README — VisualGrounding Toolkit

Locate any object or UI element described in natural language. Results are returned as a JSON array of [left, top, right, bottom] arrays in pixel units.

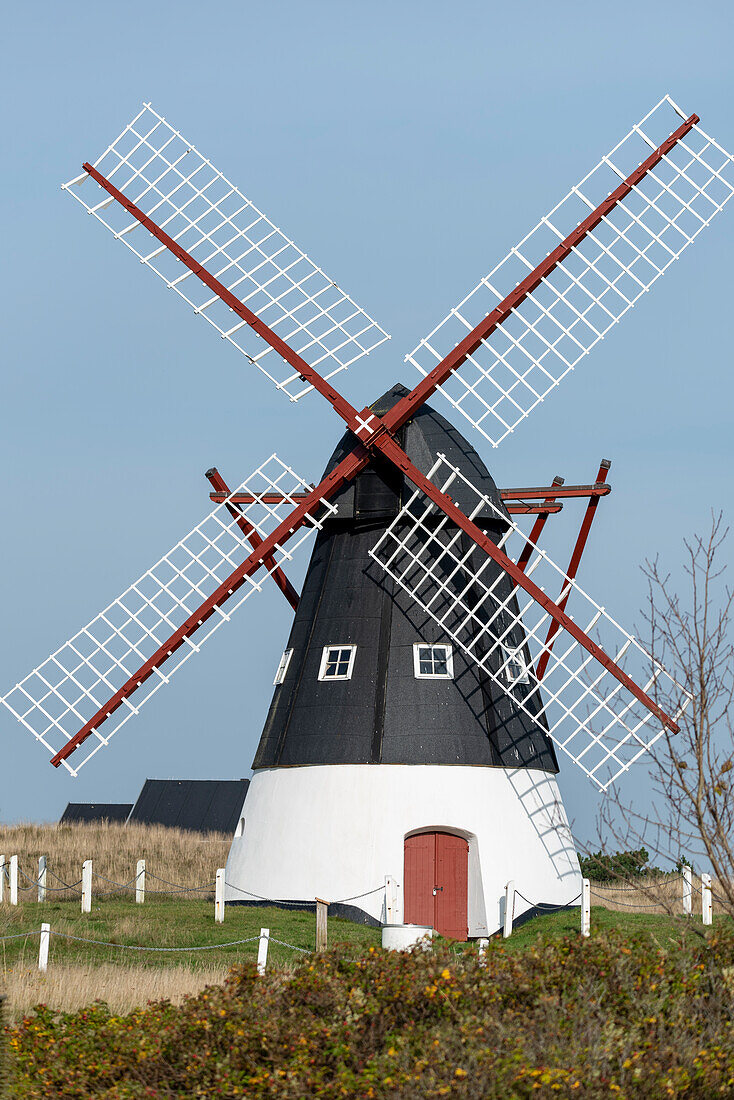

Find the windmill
[[3, 96, 733, 938]]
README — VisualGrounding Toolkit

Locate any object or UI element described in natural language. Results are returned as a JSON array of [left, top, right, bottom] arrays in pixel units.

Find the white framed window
[[273, 648, 293, 685], [498, 644, 530, 685], [413, 643, 454, 679], [318, 644, 357, 681]]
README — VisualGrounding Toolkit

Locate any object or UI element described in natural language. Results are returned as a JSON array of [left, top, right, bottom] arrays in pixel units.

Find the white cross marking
[[355, 413, 377, 438]]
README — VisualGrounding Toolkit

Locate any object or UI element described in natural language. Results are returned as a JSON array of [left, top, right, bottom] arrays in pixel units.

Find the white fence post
[[215, 868, 225, 923], [38, 856, 47, 904], [477, 937, 489, 965], [503, 880, 515, 939], [0, 855, 5, 903], [9, 856, 18, 906], [81, 860, 92, 914], [136, 859, 146, 905], [38, 923, 50, 972], [682, 865, 692, 916], [581, 878, 591, 937], [701, 873, 713, 926], [384, 875, 397, 924], [257, 927, 270, 975]]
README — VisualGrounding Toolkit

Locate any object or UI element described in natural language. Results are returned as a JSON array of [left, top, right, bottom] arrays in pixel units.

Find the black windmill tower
[[254, 383, 557, 776]]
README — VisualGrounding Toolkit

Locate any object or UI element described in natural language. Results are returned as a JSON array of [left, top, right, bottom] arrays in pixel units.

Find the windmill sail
[[406, 95, 734, 446], [369, 454, 690, 791], [63, 104, 389, 401], [1, 456, 335, 775]]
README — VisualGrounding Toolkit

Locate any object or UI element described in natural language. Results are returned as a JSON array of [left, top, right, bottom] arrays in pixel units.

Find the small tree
[[595, 514, 733, 918]]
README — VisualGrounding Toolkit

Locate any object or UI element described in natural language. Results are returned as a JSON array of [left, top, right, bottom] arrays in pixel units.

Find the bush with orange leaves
[[6, 926, 734, 1098]]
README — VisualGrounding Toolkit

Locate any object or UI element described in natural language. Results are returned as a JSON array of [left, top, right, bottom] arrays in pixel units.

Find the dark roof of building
[[128, 779, 249, 834], [60, 803, 133, 824]]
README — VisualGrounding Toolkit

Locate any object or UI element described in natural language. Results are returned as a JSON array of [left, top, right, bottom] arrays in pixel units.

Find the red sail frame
[[204, 467, 300, 612]]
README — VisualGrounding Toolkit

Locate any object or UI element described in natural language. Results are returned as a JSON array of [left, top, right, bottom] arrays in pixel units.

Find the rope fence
[[50, 932, 261, 953], [0, 855, 389, 963], [514, 890, 582, 910], [2, 854, 727, 958], [0, 855, 221, 905], [224, 882, 313, 908], [0, 925, 312, 974], [587, 874, 686, 892], [501, 868, 727, 940], [224, 880, 385, 908], [589, 891, 664, 909]]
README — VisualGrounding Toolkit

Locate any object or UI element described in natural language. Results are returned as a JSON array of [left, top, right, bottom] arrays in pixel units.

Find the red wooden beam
[[536, 460, 612, 681], [506, 502, 563, 516], [50, 442, 374, 767], [82, 162, 365, 435], [373, 435, 677, 733], [209, 483, 609, 506], [205, 468, 300, 612], [500, 484, 611, 501], [378, 113, 700, 438], [516, 476, 565, 573]]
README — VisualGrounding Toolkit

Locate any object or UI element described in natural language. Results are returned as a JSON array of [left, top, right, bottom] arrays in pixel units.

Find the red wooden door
[[404, 832, 468, 940], [403, 832, 434, 926]]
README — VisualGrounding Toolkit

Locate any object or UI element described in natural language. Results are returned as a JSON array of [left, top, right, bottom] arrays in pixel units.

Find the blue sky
[[2, 0, 732, 850]]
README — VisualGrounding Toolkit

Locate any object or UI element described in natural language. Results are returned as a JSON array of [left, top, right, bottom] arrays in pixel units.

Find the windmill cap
[[321, 382, 509, 525]]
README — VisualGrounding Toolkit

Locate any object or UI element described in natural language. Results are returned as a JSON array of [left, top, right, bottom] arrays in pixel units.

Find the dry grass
[[0, 821, 230, 900], [589, 874, 690, 915], [4, 961, 229, 1020]]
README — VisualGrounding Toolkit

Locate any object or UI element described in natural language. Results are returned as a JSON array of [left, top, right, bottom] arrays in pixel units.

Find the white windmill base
[[225, 765, 581, 936]]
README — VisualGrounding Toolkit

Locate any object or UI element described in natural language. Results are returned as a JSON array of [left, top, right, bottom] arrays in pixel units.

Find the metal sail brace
[[369, 455, 690, 792]]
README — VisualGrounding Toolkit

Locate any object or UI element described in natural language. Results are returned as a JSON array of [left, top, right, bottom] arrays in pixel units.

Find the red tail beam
[[373, 435, 678, 734], [50, 443, 373, 768], [204, 468, 300, 612], [500, 484, 611, 501], [379, 113, 699, 437], [506, 502, 563, 516], [516, 476, 565, 573], [536, 459, 612, 681], [210, 482, 609, 506]]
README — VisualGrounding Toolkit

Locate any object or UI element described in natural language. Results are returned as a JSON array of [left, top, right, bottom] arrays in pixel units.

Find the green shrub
[[579, 846, 661, 882], [7, 927, 734, 1098]]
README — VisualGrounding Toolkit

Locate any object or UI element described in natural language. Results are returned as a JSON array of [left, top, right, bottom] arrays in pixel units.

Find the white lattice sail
[[1, 456, 335, 775], [62, 104, 389, 401], [407, 95, 734, 446], [369, 455, 689, 791]]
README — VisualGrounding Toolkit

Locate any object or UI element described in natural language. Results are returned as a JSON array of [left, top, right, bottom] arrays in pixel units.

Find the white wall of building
[[226, 764, 581, 936]]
